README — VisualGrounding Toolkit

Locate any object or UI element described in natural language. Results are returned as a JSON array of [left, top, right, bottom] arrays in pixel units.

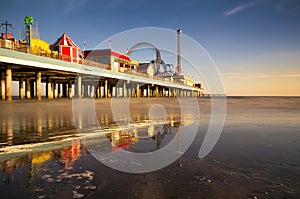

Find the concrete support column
[[105, 79, 108, 98], [148, 85, 151, 98], [5, 66, 12, 101], [108, 85, 112, 98], [162, 87, 165, 98], [156, 86, 159, 98], [58, 83, 61, 98], [137, 83, 140, 98], [30, 80, 35, 99], [19, 78, 24, 99], [99, 82, 103, 98], [90, 84, 93, 98], [68, 80, 72, 99], [123, 81, 127, 98], [35, 71, 42, 100], [84, 83, 89, 98], [46, 77, 53, 99], [116, 85, 119, 98], [128, 87, 132, 98], [63, 83, 67, 98], [77, 75, 81, 99], [96, 84, 100, 98], [53, 81, 57, 99], [25, 79, 31, 99], [1, 72, 6, 100]]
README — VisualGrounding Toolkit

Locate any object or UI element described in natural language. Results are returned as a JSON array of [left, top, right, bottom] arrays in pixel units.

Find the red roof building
[[82, 49, 133, 72], [50, 33, 80, 63]]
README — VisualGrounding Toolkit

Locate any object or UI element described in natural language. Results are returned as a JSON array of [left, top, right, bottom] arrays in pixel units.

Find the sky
[[1, 0, 300, 96]]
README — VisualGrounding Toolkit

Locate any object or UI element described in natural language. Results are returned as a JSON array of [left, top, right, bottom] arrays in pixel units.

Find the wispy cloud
[[222, 72, 300, 79], [224, 1, 260, 16], [279, 73, 300, 78]]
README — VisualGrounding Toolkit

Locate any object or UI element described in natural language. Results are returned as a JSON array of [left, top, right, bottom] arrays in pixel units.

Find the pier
[[0, 43, 203, 101]]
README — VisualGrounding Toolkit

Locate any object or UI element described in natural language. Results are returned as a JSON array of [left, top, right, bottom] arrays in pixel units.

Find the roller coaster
[[126, 42, 177, 77]]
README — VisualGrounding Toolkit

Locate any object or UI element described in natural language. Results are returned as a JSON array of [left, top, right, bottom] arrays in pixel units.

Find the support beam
[[5, 66, 12, 101], [35, 71, 42, 100]]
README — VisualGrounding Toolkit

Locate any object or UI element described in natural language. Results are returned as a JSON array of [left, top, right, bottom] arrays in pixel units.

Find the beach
[[0, 97, 299, 198]]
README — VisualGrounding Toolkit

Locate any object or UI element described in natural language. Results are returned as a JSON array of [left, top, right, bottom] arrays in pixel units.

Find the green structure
[[24, 16, 33, 46]]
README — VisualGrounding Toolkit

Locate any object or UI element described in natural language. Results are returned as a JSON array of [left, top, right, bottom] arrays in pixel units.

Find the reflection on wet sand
[[0, 112, 75, 147], [0, 108, 194, 198]]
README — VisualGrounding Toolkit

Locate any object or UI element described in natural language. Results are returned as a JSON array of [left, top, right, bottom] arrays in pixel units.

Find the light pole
[[0, 21, 14, 39]]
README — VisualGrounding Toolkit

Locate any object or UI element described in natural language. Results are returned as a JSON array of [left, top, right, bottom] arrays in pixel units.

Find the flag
[[108, 39, 112, 49]]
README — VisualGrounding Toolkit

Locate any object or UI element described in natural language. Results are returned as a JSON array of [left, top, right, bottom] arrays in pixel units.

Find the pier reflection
[[0, 112, 75, 147], [0, 109, 195, 196]]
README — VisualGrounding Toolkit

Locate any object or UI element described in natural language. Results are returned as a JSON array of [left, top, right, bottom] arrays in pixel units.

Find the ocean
[[0, 97, 299, 198]]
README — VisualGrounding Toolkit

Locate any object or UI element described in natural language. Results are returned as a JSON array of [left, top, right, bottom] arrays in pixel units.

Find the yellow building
[[172, 75, 194, 86], [31, 38, 51, 55]]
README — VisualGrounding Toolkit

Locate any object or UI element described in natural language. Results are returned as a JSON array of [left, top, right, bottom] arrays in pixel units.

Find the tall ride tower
[[176, 29, 182, 74]]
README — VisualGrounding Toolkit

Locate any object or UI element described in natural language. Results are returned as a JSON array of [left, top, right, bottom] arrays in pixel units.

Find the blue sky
[[1, 0, 300, 95]]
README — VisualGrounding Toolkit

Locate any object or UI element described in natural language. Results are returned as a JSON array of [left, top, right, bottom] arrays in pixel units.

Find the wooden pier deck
[[0, 47, 204, 100]]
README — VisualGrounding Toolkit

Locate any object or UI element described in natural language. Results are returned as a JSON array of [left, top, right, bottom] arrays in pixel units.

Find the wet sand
[[0, 97, 299, 198]]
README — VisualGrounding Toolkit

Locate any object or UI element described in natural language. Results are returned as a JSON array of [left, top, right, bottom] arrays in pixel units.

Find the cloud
[[224, 1, 260, 16], [222, 72, 300, 79], [279, 73, 300, 78], [222, 73, 274, 79]]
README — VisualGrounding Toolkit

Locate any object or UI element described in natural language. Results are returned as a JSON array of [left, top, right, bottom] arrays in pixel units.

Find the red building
[[50, 33, 80, 63], [83, 49, 137, 72]]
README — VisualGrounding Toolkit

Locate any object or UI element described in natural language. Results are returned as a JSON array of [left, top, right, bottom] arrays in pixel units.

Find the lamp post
[[0, 21, 14, 39]]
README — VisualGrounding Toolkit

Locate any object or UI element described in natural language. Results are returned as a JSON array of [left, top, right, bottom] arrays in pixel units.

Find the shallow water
[[0, 97, 299, 198]]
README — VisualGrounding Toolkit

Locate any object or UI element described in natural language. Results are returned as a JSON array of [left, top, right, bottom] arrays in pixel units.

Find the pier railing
[[0, 39, 110, 70]]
